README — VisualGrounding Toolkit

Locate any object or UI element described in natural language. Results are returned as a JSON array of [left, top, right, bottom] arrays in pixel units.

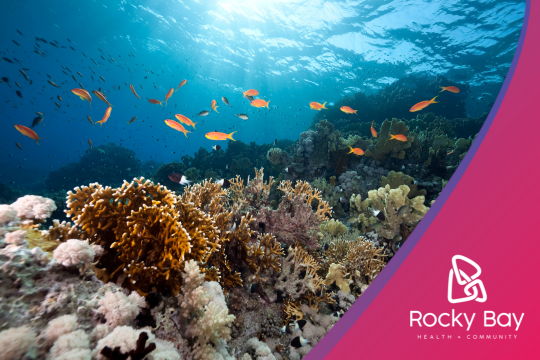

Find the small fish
[[249, 283, 257, 293], [281, 324, 292, 335], [14, 81, 22, 88], [57, 95, 63, 101], [16, 90, 22, 98], [72, 75, 77, 82], [31, 116, 44, 128], [88, 139, 93, 150], [397, 205, 409, 216], [92, 90, 113, 107], [168, 173, 191, 185], [410, 96, 439, 112], [16, 143, 22, 150], [371, 222, 383, 230], [389, 134, 407, 142], [340, 106, 358, 115], [19, 70, 29, 80], [210, 100, 219, 113], [197, 110, 209, 116], [347, 146, 364, 156], [175, 114, 197, 129], [205, 131, 236, 141], [309, 101, 327, 110], [293, 320, 307, 331], [243, 89, 259, 97], [165, 88, 174, 106], [447, 149, 454, 155], [148, 99, 163, 105], [393, 234, 402, 242], [440, 86, 460, 93], [176, 79, 187, 90], [2, 57, 14, 64], [1, 77, 8, 82], [48, 80, 60, 88], [347, 217, 358, 224], [97, 106, 112, 127], [15, 125, 42, 144], [226, 165, 229, 170], [87, 115, 94, 126], [371, 120, 377, 138], [291, 336, 310, 348], [284, 167, 288, 172], [127, 116, 137, 124], [235, 113, 248, 120], [251, 99, 270, 109], [12, 40, 21, 47], [165, 119, 190, 138], [154, 85, 158, 90], [55, 102, 61, 108], [77, 72, 83, 77], [221, 96, 230, 106], [71, 88, 92, 109], [213, 145, 221, 151], [16, 29, 23, 36], [245, 95, 255, 102], [36, 112, 43, 116], [216, 179, 231, 188], [129, 84, 141, 99]]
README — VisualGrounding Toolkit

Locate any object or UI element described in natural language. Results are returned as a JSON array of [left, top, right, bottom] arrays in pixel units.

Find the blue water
[[0, 0, 525, 190]]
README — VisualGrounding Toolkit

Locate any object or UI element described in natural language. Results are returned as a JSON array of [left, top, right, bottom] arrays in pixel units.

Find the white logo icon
[[447, 255, 487, 304]]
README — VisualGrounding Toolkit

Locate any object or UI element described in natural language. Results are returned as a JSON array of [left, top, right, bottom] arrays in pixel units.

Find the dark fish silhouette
[[16, 30, 23, 36], [16, 90, 22, 98], [12, 40, 21, 47], [2, 57, 14, 63], [31, 116, 44, 128]]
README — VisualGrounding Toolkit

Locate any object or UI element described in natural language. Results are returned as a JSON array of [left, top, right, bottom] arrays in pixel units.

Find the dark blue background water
[[0, 0, 525, 191]]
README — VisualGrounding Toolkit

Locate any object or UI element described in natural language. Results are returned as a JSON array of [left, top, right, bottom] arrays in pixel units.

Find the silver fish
[[235, 114, 248, 120], [197, 110, 209, 116], [221, 96, 230, 106]]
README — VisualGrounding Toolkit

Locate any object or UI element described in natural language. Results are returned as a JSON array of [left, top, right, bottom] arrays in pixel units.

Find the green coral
[[185, 167, 201, 182], [319, 219, 347, 238]]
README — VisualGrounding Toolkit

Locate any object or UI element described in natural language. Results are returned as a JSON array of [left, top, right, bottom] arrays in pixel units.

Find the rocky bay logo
[[447, 255, 487, 304], [411, 254, 524, 339]]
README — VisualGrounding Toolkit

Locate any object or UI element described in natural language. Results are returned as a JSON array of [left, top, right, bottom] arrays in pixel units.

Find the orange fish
[[347, 146, 364, 156], [440, 86, 460, 93], [447, 149, 454, 155], [176, 80, 187, 91], [390, 134, 407, 142], [205, 131, 236, 141], [129, 84, 141, 99], [148, 99, 163, 105], [71, 88, 92, 109], [340, 106, 357, 115], [165, 88, 174, 106], [371, 120, 377, 138], [15, 125, 42, 144], [251, 99, 270, 109], [175, 114, 197, 129], [243, 89, 259, 97], [92, 90, 113, 107], [165, 119, 190, 138], [97, 106, 112, 127], [310, 102, 327, 110], [410, 96, 439, 112], [211, 100, 219, 113]]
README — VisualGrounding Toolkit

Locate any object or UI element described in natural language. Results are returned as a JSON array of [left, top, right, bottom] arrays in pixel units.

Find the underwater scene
[[0, 0, 525, 359]]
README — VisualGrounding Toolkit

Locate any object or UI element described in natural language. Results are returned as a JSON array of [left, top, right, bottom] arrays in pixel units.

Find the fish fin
[[228, 131, 237, 141], [354, 110, 358, 115], [440, 87, 446, 92], [36, 137, 42, 145], [184, 130, 190, 138], [389, 134, 395, 140], [322, 102, 327, 109], [431, 95, 439, 103], [192, 122, 197, 129], [266, 100, 270, 109], [347, 146, 353, 154]]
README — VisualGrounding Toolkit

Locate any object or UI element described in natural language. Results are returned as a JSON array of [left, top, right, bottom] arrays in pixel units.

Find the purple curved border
[[306, 1, 531, 358]]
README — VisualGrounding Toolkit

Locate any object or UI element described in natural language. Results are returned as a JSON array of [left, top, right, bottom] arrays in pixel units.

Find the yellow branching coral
[[42, 219, 82, 242], [319, 219, 347, 238], [283, 298, 304, 321], [65, 178, 232, 296], [278, 180, 332, 221], [345, 237, 386, 285], [245, 233, 283, 275]]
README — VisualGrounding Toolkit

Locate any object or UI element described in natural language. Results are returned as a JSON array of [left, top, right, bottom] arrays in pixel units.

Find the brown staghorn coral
[[64, 178, 231, 296], [345, 237, 386, 286]]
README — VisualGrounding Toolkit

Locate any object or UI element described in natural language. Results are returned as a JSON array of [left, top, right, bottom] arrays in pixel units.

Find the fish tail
[[354, 110, 358, 115], [440, 87, 446, 92], [228, 131, 237, 141], [266, 100, 270, 109], [192, 122, 197, 129], [431, 95, 439, 103], [389, 134, 395, 140], [183, 130, 190, 138], [36, 137, 42, 145], [322, 102, 327, 109], [347, 146, 353, 154]]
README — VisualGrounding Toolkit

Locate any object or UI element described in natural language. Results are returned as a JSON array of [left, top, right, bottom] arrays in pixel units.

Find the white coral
[[92, 326, 154, 360], [4, 229, 27, 245], [49, 330, 90, 359], [245, 338, 276, 360], [0, 325, 36, 360], [43, 314, 78, 344], [97, 291, 141, 327], [0, 204, 19, 226], [11, 195, 57, 220], [53, 239, 95, 267]]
